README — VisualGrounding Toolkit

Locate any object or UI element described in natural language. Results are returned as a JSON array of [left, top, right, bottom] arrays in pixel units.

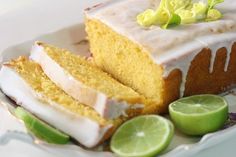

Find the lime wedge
[[15, 107, 70, 144], [110, 115, 174, 157], [169, 94, 228, 136]]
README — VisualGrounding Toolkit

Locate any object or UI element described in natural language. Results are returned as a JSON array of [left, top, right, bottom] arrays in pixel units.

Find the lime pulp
[[111, 115, 174, 157]]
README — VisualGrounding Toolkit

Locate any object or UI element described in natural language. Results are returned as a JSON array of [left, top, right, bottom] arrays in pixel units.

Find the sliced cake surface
[[85, 0, 236, 112], [30, 42, 145, 119], [0, 57, 122, 147]]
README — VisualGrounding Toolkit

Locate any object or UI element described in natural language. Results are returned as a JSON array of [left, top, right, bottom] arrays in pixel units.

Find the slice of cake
[[30, 42, 145, 119], [0, 57, 122, 148], [85, 0, 236, 113]]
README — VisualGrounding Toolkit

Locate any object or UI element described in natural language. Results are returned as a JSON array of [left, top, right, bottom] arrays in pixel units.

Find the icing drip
[[209, 49, 217, 73], [208, 40, 234, 73], [196, 38, 234, 74], [224, 42, 234, 72], [161, 41, 203, 97], [162, 33, 236, 97]]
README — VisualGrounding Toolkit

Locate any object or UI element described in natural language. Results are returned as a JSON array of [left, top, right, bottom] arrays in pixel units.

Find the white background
[[0, 0, 236, 156]]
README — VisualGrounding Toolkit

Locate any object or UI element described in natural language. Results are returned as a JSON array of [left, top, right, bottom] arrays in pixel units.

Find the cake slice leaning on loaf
[[30, 42, 145, 119], [0, 57, 122, 148]]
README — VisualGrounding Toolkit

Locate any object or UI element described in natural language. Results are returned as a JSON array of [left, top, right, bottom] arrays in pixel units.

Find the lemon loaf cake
[[85, 0, 236, 113], [30, 42, 144, 119], [0, 57, 122, 147]]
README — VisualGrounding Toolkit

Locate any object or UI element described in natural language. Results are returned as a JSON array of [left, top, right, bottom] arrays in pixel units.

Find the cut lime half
[[169, 94, 228, 136], [15, 107, 70, 144], [111, 115, 174, 157]]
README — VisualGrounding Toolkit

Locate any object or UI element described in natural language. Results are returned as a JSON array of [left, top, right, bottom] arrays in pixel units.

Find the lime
[[110, 115, 174, 157], [169, 94, 228, 136], [15, 107, 70, 144]]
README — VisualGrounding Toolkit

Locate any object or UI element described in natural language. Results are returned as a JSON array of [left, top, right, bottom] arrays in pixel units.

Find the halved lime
[[169, 94, 228, 136], [15, 107, 70, 144], [110, 115, 174, 157]]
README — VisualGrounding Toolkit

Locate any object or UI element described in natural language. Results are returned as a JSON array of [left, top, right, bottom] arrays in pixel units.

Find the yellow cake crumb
[[86, 19, 164, 113]]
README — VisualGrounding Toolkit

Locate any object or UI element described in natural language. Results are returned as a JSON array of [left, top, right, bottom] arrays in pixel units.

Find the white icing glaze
[[86, 0, 236, 97], [224, 47, 232, 72], [30, 42, 142, 119], [209, 49, 217, 73], [0, 66, 112, 148]]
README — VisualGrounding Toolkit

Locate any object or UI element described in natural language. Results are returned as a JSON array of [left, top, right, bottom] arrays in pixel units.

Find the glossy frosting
[[86, 0, 236, 96]]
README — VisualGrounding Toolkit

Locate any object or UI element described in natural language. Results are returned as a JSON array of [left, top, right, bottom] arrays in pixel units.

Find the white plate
[[1, 23, 236, 157]]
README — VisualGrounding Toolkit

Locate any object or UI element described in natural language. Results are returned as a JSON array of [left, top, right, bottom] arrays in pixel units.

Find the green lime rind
[[111, 115, 174, 157], [169, 94, 228, 136], [15, 107, 70, 144]]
